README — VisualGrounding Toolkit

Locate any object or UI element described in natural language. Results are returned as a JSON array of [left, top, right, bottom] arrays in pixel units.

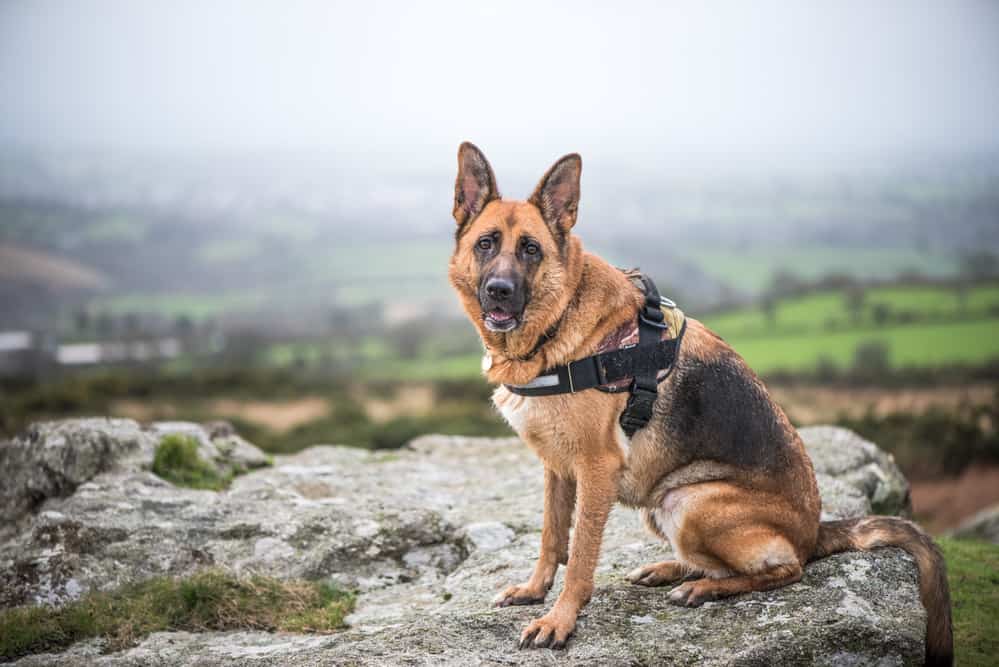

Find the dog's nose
[[485, 277, 515, 301]]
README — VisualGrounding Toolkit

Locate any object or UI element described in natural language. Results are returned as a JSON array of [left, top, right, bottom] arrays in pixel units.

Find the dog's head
[[448, 142, 583, 346]]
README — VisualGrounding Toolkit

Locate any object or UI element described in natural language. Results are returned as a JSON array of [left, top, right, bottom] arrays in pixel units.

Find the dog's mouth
[[483, 308, 520, 332]]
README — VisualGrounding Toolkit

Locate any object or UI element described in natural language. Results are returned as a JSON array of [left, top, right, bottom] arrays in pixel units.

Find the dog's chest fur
[[492, 384, 635, 487]]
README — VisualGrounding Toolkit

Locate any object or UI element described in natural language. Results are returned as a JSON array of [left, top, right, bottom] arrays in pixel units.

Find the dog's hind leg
[[667, 548, 803, 607], [639, 482, 810, 607]]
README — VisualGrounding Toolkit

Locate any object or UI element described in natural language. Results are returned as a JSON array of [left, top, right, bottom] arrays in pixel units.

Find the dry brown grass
[[771, 383, 996, 424]]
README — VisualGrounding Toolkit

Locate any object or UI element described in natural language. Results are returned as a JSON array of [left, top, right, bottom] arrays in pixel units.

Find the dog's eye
[[477, 237, 493, 251], [524, 242, 540, 256]]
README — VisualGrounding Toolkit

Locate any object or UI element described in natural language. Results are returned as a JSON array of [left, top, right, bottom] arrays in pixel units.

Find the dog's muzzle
[[479, 275, 525, 332]]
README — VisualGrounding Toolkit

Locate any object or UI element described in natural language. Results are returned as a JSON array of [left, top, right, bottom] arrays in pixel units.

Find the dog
[[447, 142, 952, 665]]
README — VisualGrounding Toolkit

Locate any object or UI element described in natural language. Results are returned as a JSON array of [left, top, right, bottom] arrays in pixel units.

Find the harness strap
[[503, 330, 684, 398], [620, 275, 669, 436], [504, 274, 685, 437]]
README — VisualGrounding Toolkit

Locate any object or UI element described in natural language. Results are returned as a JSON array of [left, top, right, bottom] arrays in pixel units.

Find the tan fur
[[449, 143, 951, 662]]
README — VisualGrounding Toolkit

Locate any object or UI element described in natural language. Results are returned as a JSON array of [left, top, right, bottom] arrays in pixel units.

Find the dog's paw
[[518, 610, 576, 650], [493, 583, 548, 608], [667, 579, 718, 607]]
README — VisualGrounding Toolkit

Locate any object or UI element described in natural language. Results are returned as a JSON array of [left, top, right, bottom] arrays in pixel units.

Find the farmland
[[700, 283, 999, 375]]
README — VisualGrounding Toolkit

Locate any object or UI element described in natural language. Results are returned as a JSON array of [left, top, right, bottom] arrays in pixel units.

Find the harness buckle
[[620, 380, 658, 435]]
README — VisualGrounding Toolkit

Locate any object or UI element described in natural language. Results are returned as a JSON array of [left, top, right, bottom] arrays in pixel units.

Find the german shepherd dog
[[448, 142, 953, 664]]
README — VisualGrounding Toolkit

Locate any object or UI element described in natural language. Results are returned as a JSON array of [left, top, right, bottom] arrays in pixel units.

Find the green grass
[[360, 353, 484, 382], [82, 215, 148, 244], [699, 283, 999, 374], [195, 238, 261, 264], [720, 318, 999, 374], [0, 570, 355, 661], [702, 284, 999, 339], [92, 290, 267, 320], [152, 434, 231, 490], [937, 538, 999, 667], [683, 244, 960, 294]]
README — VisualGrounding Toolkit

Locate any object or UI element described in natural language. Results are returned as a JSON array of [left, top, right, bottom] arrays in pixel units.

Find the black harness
[[504, 274, 685, 436]]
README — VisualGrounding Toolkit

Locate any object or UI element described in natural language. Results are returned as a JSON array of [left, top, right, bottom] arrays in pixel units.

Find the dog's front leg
[[519, 455, 619, 650], [494, 467, 575, 607]]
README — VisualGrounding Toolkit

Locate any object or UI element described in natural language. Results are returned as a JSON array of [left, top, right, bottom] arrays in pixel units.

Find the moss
[[0, 570, 355, 661], [938, 537, 999, 667], [152, 434, 230, 490]]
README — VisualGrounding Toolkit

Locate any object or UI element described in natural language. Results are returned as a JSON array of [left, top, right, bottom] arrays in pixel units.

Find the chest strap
[[504, 274, 685, 436]]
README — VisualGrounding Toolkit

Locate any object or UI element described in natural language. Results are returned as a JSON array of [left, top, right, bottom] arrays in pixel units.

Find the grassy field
[[718, 319, 999, 375], [93, 290, 269, 320], [703, 284, 999, 335], [683, 244, 961, 294], [700, 283, 999, 374]]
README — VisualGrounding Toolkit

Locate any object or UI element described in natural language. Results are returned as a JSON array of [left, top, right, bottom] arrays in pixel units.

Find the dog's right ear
[[453, 142, 499, 229]]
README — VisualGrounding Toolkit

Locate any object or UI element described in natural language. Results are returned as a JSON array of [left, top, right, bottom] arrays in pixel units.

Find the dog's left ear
[[529, 153, 582, 235]]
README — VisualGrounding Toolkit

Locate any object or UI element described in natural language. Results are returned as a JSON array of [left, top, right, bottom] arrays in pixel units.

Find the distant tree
[[760, 294, 777, 329], [852, 340, 891, 378], [73, 309, 91, 335], [768, 269, 804, 299], [389, 324, 425, 360], [955, 284, 969, 317], [319, 348, 342, 375], [871, 303, 892, 327], [174, 314, 194, 338], [960, 250, 999, 282], [844, 286, 866, 325], [123, 312, 141, 336], [815, 272, 855, 291], [898, 268, 929, 284], [96, 312, 114, 338], [222, 332, 266, 364], [814, 356, 839, 383]]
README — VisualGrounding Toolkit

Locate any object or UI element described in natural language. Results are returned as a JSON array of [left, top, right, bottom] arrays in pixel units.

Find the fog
[[2, 0, 998, 176]]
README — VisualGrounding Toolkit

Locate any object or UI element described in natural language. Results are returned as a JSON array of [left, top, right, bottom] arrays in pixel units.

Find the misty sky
[[2, 1, 998, 172]]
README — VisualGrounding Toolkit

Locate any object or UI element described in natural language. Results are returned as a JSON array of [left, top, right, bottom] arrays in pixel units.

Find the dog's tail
[[811, 516, 953, 666]]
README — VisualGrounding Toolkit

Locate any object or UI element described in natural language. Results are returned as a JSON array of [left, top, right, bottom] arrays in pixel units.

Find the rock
[[2, 421, 929, 665], [0, 419, 155, 527], [462, 521, 515, 552], [0, 419, 270, 536], [950, 502, 999, 544], [800, 425, 912, 517]]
